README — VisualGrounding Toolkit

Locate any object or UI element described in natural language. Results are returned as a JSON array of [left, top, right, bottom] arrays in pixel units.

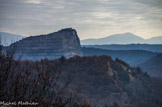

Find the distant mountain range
[[81, 32, 162, 45], [1, 32, 162, 46], [0, 32, 25, 46], [83, 44, 162, 52], [82, 47, 157, 66], [139, 53, 162, 78]]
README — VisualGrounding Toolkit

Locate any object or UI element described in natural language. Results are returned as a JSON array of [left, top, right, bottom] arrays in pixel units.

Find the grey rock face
[[8, 28, 82, 60]]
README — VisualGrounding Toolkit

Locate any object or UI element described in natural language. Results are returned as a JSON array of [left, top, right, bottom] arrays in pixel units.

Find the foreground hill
[[139, 53, 162, 78], [82, 47, 157, 66], [0, 32, 25, 46], [1, 53, 162, 107], [81, 33, 162, 45], [83, 44, 162, 52], [7, 28, 82, 60]]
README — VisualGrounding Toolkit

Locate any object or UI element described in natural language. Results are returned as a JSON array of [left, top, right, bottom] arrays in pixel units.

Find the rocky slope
[[7, 28, 82, 60], [59, 56, 161, 107]]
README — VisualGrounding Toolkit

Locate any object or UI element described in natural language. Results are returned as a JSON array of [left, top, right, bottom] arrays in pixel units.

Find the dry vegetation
[[0, 45, 162, 107]]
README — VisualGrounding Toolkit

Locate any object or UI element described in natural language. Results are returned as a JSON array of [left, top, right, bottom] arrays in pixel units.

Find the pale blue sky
[[0, 0, 162, 40]]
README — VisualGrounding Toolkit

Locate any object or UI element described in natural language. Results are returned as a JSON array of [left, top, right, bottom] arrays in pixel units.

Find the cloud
[[0, 0, 162, 39], [25, 0, 41, 4]]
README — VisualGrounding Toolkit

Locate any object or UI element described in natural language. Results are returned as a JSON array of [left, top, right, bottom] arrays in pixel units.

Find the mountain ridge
[[81, 32, 162, 45], [139, 53, 162, 78], [83, 44, 162, 52], [82, 47, 157, 66]]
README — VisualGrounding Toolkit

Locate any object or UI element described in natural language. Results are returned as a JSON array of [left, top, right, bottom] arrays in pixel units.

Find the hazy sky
[[0, 0, 162, 40]]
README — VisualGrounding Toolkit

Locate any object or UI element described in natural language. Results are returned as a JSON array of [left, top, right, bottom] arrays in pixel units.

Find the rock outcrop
[[8, 28, 82, 60]]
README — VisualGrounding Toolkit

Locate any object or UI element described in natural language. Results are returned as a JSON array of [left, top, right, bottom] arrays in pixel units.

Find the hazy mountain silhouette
[[81, 33, 162, 45], [146, 36, 162, 44], [82, 47, 157, 66], [139, 53, 162, 78], [83, 44, 162, 52], [0, 32, 25, 46]]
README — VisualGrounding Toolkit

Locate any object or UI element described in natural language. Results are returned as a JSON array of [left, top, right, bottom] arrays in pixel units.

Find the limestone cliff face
[[8, 28, 82, 60]]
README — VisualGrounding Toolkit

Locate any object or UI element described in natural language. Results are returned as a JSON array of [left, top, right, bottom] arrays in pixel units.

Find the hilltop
[[7, 28, 82, 60], [81, 33, 162, 45]]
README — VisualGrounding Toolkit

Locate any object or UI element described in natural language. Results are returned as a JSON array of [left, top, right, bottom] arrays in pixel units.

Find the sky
[[0, 0, 162, 40]]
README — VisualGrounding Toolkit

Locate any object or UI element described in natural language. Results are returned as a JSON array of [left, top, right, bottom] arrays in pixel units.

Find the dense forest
[[0, 46, 162, 107]]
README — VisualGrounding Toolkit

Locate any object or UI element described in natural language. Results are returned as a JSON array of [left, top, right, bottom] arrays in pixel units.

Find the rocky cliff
[[8, 28, 82, 60]]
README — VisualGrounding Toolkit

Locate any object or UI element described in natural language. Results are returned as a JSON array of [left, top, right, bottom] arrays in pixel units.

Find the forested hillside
[[1, 48, 162, 107]]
